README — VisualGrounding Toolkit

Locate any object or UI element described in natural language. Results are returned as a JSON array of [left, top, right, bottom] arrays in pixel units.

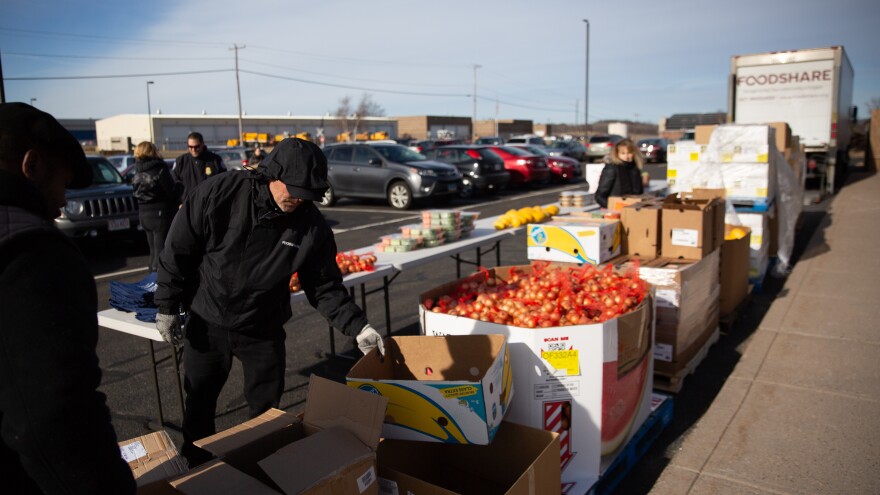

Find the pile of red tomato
[[289, 252, 377, 293], [424, 261, 648, 328]]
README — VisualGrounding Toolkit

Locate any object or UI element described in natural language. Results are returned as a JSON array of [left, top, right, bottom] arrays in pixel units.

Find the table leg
[[476, 246, 482, 268], [147, 340, 165, 428], [455, 253, 462, 278], [170, 346, 185, 425], [496, 240, 501, 266]]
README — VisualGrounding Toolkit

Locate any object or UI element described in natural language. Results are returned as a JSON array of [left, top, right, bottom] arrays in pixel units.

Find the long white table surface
[[98, 308, 163, 341], [289, 262, 397, 304]]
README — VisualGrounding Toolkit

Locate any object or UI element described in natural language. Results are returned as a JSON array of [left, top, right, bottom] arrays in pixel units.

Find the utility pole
[[0, 50, 6, 104], [146, 81, 154, 142], [472, 64, 482, 142], [230, 44, 246, 145], [575, 99, 579, 128], [583, 19, 590, 137]]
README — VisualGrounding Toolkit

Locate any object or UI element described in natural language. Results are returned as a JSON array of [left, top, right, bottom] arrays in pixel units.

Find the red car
[[488, 146, 551, 185], [509, 144, 580, 182]]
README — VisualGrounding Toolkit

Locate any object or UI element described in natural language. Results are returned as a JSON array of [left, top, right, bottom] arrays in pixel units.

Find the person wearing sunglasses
[[172, 131, 226, 204]]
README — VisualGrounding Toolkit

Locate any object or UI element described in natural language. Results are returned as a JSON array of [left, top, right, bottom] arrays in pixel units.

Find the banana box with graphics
[[346, 334, 513, 445], [526, 218, 621, 265]]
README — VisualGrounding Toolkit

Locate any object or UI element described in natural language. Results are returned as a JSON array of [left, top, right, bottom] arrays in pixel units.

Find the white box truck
[[727, 46, 855, 194]]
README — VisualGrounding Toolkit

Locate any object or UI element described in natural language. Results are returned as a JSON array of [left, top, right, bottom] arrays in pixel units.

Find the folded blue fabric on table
[[110, 272, 159, 321]]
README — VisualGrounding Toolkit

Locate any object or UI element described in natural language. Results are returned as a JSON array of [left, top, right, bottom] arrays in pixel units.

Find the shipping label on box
[[526, 220, 621, 265], [347, 335, 512, 445], [661, 196, 723, 259], [119, 430, 188, 487], [418, 267, 654, 492]]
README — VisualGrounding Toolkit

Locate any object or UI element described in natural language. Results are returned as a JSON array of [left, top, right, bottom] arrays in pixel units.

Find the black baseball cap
[[0, 102, 92, 189], [259, 137, 328, 201]]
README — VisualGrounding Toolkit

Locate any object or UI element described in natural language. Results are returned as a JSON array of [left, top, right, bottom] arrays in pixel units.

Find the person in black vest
[[172, 131, 225, 204], [595, 138, 646, 209], [154, 137, 385, 466], [0, 102, 135, 494], [132, 141, 181, 272]]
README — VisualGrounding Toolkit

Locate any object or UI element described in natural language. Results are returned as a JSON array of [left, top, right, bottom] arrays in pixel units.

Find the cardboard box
[[737, 211, 771, 259], [666, 143, 706, 164], [119, 430, 187, 487], [145, 375, 388, 495], [767, 121, 792, 152], [640, 250, 720, 375], [607, 194, 658, 212], [695, 124, 718, 145], [376, 421, 561, 495], [419, 266, 654, 492], [526, 219, 621, 265], [661, 195, 724, 259], [620, 202, 662, 258], [720, 225, 752, 316], [346, 335, 512, 445]]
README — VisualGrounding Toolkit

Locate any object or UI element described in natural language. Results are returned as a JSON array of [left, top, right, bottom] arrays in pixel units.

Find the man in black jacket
[[172, 131, 226, 204], [0, 103, 136, 494], [154, 137, 385, 466]]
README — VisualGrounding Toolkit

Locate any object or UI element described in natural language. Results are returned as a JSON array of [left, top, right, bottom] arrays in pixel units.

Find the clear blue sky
[[2, 0, 878, 125]]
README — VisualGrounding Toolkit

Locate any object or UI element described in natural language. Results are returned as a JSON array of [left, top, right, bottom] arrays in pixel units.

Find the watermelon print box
[[419, 265, 655, 493], [346, 334, 513, 445]]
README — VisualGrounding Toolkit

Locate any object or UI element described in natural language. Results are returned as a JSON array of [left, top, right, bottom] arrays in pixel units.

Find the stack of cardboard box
[[666, 141, 707, 195]]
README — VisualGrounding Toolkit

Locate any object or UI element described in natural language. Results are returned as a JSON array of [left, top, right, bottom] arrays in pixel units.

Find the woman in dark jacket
[[132, 141, 180, 272], [594, 138, 647, 208]]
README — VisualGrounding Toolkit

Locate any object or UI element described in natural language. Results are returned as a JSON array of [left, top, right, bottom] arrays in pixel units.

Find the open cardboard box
[[376, 421, 561, 495], [119, 430, 187, 487], [347, 335, 512, 445], [140, 375, 387, 495], [620, 201, 662, 258], [720, 225, 751, 316], [418, 265, 654, 493]]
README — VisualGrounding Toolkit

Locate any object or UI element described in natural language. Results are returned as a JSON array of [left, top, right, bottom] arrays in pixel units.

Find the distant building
[[59, 119, 98, 146], [95, 114, 397, 151], [395, 116, 476, 141], [475, 119, 533, 139], [661, 112, 726, 140]]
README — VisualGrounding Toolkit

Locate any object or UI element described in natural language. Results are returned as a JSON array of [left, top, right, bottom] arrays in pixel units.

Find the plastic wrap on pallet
[[678, 124, 802, 276]]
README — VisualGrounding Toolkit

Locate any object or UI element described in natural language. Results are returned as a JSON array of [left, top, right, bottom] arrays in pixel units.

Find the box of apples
[[419, 261, 655, 492]]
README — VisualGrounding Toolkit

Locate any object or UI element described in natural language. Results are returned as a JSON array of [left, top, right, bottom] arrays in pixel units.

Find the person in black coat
[[0, 102, 136, 494], [594, 138, 647, 209], [172, 131, 226, 204], [153, 138, 386, 466], [132, 141, 180, 272]]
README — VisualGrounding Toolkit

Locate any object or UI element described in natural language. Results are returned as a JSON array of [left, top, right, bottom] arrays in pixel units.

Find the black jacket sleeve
[[298, 230, 369, 337], [155, 188, 207, 314], [0, 231, 135, 494], [158, 164, 181, 205], [594, 164, 616, 209]]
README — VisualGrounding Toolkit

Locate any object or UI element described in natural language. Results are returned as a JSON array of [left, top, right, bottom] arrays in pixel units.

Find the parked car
[[321, 142, 462, 209], [55, 156, 140, 238], [214, 147, 254, 171], [546, 140, 589, 162], [508, 144, 580, 182], [475, 136, 504, 145], [505, 135, 546, 146], [487, 146, 550, 186], [637, 138, 670, 163], [423, 145, 510, 198], [585, 134, 625, 162], [107, 154, 136, 174], [676, 129, 696, 145]]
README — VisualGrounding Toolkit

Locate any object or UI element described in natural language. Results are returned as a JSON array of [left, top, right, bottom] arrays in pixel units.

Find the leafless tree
[[334, 93, 385, 139]]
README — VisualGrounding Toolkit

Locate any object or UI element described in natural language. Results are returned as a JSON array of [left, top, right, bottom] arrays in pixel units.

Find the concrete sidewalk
[[650, 170, 880, 494]]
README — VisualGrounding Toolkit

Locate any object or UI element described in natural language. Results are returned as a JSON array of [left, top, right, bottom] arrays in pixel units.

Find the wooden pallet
[[587, 393, 674, 495], [720, 287, 753, 335], [653, 326, 720, 394]]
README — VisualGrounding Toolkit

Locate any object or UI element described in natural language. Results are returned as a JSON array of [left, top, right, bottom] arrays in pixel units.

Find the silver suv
[[55, 156, 140, 238], [321, 143, 462, 209]]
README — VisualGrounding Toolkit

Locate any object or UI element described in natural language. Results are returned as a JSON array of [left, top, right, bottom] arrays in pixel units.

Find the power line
[[239, 69, 469, 98], [5, 69, 233, 81], [3, 51, 228, 61], [238, 57, 467, 89], [476, 95, 571, 113], [0, 26, 228, 47], [246, 44, 468, 69]]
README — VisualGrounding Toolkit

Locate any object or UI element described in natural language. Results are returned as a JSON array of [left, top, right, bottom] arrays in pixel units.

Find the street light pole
[[472, 64, 482, 142], [583, 19, 590, 138], [230, 44, 246, 146], [146, 81, 154, 142]]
